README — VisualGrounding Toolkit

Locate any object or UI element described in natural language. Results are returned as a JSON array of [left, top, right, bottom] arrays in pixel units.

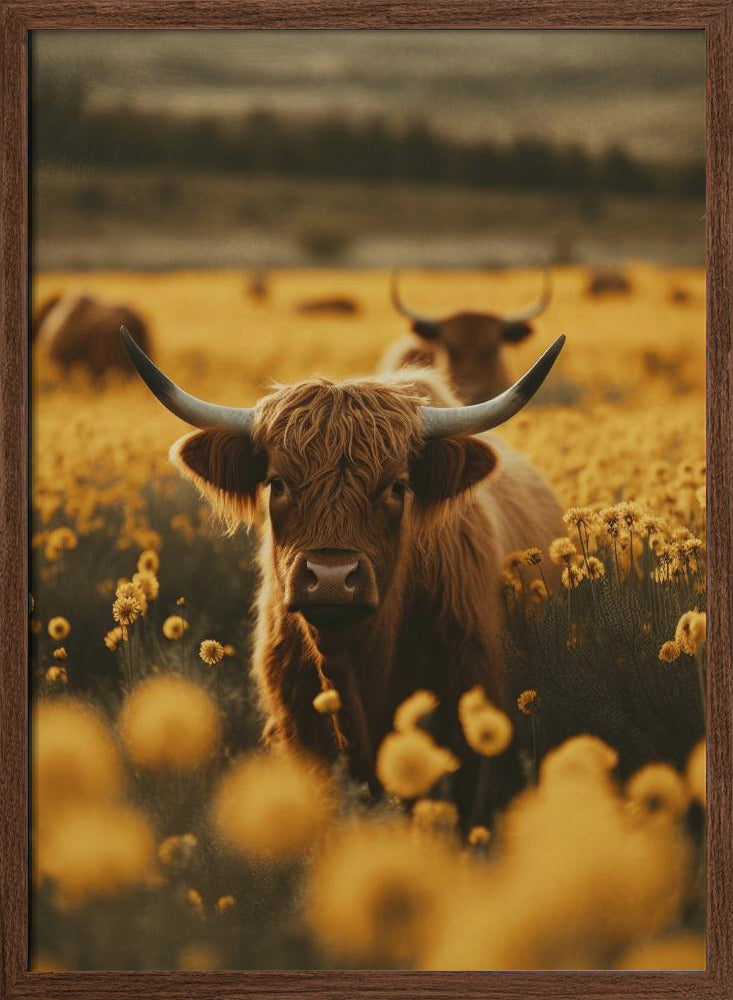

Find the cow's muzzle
[[287, 549, 379, 629]]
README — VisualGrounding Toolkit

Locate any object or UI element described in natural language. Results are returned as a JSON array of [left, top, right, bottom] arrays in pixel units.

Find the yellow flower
[[461, 705, 513, 757], [586, 556, 606, 579], [223, 644, 236, 657], [37, 804, 156, 908], [626, 764, 690, 822], [52, 647, 68, 661], [600, 507, 621, 538], [44, 526, 78, 561], [412, 798, 460, 833], [306, 821, 451, 964], [132, 571, 160, 602], [393, 689, 438, 732], [103, 626, 128, 651], [376, 730, 459, 798], [562, 506, 595, 529], [158, 833, 198, 868], [658, 640, 682, 663], [313, 689, 342, 714], [45, 665, 68, 685], [503, 550, 525, 572], [162, 615, 188, 640], [215, 894, 236, 914], [137, 549, 160, 574], [185, 888, 204, 910], [528, 578, 547, 600], [116, 579, 148, 614], [47, 616, 71, 640], [517, 689, 540, 716], [32, 699, 124, 829], [523, 547, 543, 566], [112, 595, 141, 627], [540, 735, 618, 783], [212, 753, 333, 861], [686, 740, 706, 807], [561, 562, 587, 589], [467, 825, 491, 847], [549, 537, 577, 565], [119, 675, 220, 772], [199, 639, 225, 666], [675, 611, 706, 655]]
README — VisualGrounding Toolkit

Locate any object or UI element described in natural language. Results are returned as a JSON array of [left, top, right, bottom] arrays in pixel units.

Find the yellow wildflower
[[199, 639, 225, 666], [675, 611, 706, 655], [517, 689, 540, 716], [549, 537, 577, 565], [112, 595, 141, 627], [393, 689, 438, 732], [104, 626, 128, 651], [137, 549, 160, 574], [162, 615, 188, 640], [47, 617, 71, 640], [158, 833, 198, 868], [467, 825, 491, 847], [376, 730, 459, 799], [215, 894, 236, 914], [313, 689, 342, 714], [626, 764, 690, 823], [412, 798, 460, 833]]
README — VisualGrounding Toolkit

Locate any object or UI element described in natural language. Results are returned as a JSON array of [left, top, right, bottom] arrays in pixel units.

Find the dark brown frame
[[1, 3, 730, 997]]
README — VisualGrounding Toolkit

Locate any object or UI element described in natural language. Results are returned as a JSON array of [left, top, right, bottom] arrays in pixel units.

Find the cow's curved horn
[[120, 327, 254, 434], [502, 269, 553, 325], [421, 335, 565, 438], [391, 271, 440, 337]]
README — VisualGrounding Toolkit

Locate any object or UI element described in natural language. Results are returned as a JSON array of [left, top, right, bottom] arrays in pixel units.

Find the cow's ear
[[170, 430, 267, 529], [410, 435, 498, 506], [502, 320, 533, 343]]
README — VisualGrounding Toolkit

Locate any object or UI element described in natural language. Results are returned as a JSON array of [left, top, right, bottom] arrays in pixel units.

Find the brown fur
[[381, 311, 534, 404], [170, 367, 562, 800], [32, 293, 152, 378]]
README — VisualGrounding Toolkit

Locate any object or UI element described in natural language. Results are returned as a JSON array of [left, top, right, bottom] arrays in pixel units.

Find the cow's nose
[[287, 549, 379, 621]]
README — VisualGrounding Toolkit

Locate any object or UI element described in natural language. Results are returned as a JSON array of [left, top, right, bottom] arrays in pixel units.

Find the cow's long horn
[[421, 335, 565, 438], [502, 269, 552, 325], [120, 327, 254, 433], [391, 271, 440, 337]]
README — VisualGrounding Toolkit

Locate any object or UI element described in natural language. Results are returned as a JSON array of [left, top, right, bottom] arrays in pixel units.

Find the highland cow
[[383, 270, 552, 403], [122, 329, 565, 811], [32, 293, 152, 378]]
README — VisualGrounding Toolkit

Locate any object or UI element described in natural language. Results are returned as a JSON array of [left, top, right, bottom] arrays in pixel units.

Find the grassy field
[[31, 265, 706, 970]]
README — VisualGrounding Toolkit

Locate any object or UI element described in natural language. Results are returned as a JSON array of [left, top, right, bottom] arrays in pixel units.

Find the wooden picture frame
[[1, 3, 730, 997]]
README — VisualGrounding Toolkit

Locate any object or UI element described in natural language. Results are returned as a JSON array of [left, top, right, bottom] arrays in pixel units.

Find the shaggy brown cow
[[32, 293, 152, 378], [122, 329, 565, 810], [382, 270, 552, 404]]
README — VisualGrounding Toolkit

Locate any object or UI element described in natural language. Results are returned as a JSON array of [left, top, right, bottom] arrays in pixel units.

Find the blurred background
[[32, 29, 705, 270]]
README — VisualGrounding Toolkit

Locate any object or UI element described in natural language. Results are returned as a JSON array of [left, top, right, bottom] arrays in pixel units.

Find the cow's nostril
[[305, 564, 319, 592], [344, 565, 359, 592]]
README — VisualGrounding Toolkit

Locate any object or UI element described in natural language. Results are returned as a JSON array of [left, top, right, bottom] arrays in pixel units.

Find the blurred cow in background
[[31, 293, 152, 378], [383, 270, 552, 404]]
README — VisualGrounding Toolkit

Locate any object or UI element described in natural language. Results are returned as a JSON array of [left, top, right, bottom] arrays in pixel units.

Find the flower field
[[31, 264, 706, 970]]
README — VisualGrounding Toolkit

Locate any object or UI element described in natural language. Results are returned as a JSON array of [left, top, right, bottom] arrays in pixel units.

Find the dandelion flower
[[119, 675, 220, 772], [393, 689, 438, 732], [458, 685, 490, 718], [523, 547, 543, 566], [158, 833, 198, 868], [47, 617, 71, 641], [461, 705, 513, 757], [686, 740, 706, 807], [104, 626, 128, 651], [199, 639, 225, 666], [137, 549, 160, 574], [115, 580, 148, 614], [223, 644, 236, 657], [32, 699, 124, 826], [162, 615, 188, 640], [306, 821, 451, 964], [528, 578, 547, 600], [517, 689, 540, 716], [467, 825, 491, 847], [215, 894, 236, 914], [549, 537, 577, 565], [675, 611, 706, 655], [376, 729, 459, 798], [45, 665, 68, 685], [626, 763, 690, 824], [600, 507, 621, 538], [132, 571, 159, 602], [563, 506, 595, 529], [53, 647, 68, 661], [412, 799, 460, 834], [44, 526, 78, 561], [37, 804, 156, 908], [540, 735, 618, 783], [212, 753, 333, 861], [313, 689, 342, 715], [185, 888, 204, 910], [587, 556, 606, 580], [112, 595, 141, 627], [503, 550, 525, 572], [561, 562, 587, 589], [176, 596, 186, 607]]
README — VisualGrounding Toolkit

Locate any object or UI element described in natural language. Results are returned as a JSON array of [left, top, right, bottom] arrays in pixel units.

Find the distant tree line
[[32, 74, 704, 199]]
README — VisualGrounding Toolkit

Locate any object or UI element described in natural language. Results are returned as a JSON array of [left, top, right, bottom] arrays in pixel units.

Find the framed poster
[[1, 3, 730, 998]]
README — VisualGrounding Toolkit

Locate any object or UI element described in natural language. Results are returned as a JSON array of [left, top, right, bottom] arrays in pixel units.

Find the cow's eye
[[391, 480, 408, 499], [269, 476, 286, 496]]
